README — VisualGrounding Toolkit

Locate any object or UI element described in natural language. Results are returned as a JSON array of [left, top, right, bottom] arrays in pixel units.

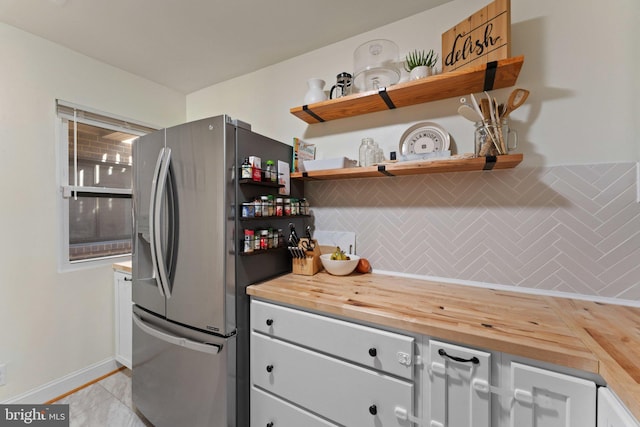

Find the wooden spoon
[[458, 104, 481, 122], [502, 88, 529, 118]]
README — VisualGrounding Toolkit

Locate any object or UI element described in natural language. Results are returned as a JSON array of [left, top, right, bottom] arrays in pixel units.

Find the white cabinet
[[509, 362, 595, 427], [250, 299, 416, 427], [422, 339, 597, 427], [427, 339, 492, 427], [249, 300, 612, 427], [598, 388, 640, 427], [114, 269, 132, 369]]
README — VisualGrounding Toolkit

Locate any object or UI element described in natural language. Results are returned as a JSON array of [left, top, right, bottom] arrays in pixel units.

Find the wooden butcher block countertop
[[247, 272, 640, 420], [112, 260, 132, 273]]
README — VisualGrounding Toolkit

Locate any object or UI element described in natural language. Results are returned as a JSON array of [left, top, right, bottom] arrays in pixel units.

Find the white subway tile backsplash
[[307, 162, 640, 301]]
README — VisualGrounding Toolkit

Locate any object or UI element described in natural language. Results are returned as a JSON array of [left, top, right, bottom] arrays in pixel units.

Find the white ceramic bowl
[[320, 254, 360, 276]]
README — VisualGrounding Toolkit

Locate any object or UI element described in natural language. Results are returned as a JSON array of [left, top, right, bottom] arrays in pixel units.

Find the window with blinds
[[57, 100, 159, 262]]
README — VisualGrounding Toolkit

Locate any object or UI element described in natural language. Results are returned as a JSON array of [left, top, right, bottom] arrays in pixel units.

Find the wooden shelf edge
[[291, 56, 524, 124], [291, 154, 523, 181]]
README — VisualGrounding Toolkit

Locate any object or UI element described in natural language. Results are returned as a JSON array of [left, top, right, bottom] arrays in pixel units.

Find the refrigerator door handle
[[149, 146, 173, 298], [149, 146, 166, 296], [133, 313, 223, 355]]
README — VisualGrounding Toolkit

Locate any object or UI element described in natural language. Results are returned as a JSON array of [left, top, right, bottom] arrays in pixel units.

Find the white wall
[[187, 0, 639, 301], [0, 23, 185, 401], [187, 0, 639, 166]]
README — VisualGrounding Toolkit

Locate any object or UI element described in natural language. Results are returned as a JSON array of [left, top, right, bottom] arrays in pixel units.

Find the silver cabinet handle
[[133, 313, 222, 355]]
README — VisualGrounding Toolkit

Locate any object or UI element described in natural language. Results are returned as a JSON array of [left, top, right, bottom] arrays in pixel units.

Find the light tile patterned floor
[[56, 369, 151, 427]]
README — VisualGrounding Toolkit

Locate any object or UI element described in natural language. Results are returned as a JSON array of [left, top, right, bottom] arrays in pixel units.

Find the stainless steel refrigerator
[[131, 115, 304, 427]]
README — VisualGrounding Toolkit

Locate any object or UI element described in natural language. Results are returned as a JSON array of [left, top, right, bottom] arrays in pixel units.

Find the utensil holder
[[474, 119, 517, 156], [292, 239, 322, 276]]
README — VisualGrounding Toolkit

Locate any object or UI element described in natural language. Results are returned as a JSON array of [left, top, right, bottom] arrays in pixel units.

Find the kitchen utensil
[[470, 93, 499, 152], [480, 98, 491, 121], [353, 39, 400, 92], [301, 226, 315, 250], [458, 104, 482, 122], [469, 93, 484, 121], [502, 88, 529, 118], [494, 97, 507, 153], [484, 91, 496, 123], [289, 223, 299, 245], [329, 72, 352, 99], [300, 240, 315, 252]]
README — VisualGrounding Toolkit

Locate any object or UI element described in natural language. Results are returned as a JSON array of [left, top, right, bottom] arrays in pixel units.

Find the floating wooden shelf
[[291, 154, 523, 181], [291, 56, 524, 124]]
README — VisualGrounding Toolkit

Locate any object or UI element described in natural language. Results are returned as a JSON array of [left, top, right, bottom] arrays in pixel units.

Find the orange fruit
[[356, 258, 371, 273]]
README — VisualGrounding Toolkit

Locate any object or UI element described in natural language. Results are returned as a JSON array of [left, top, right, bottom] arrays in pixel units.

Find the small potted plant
[[404, 49, 438, 80]]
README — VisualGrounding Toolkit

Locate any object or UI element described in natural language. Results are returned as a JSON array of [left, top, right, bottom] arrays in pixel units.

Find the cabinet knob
[[368, 347, 377, 357], [266, 364, 274, 373], [266, 318, 274, 326], [266, 423, 274, 427], [369, 404, 377, 415]]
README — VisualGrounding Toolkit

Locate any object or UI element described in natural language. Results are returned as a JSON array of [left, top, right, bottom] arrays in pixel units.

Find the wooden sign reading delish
[[441, 0, 511, 72]]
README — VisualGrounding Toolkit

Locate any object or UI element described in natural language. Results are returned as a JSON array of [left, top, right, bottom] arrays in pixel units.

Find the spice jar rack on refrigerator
[[237, 169, 311, 257]]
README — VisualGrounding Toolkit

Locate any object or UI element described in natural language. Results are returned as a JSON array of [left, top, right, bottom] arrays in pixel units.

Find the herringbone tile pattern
[[307, 162, 640, 300]]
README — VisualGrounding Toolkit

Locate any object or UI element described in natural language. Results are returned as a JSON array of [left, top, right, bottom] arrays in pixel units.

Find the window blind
[[56, 99, 159, 136]]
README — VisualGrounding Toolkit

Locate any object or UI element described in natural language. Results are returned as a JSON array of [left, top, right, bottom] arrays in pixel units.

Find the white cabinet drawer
[[252, 332, 413, 427], [251, 299, 414, 379], [251, 386, 339, 427]]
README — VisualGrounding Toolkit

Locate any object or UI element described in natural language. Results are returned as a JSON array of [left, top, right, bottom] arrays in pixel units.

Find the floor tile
[[56, 368, 151, 427]]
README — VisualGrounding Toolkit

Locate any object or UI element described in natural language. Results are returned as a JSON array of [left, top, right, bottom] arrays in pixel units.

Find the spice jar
[[284, 198, 291, 216], [242, 202, 254, 218], [259, 196, 268, 217], [275, 197, 283, 216], [268, 228, 274, 248], [244, 229, 254, 253], [253, 229, 261, 251], [300, 198, 309, 215], [259, 229, 269, 250], [265, 160, 277, 182], [253, 198, 262, 217], [267, 195, 275, 217], [241, 157, 252, 179]]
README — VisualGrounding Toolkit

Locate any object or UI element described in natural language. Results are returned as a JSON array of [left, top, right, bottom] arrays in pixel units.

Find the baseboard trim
[[1, 358, 120, 404]]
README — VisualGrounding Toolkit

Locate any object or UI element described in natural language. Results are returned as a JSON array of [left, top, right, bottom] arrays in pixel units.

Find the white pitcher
[[303, 78, 327, 104]]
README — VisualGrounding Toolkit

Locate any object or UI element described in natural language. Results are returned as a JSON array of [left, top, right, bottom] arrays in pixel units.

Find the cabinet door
[[114, 271, 132, 369], [428, 339, 491, 427], [510, 362, 595, 427], [598, 388, 640, 427]]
